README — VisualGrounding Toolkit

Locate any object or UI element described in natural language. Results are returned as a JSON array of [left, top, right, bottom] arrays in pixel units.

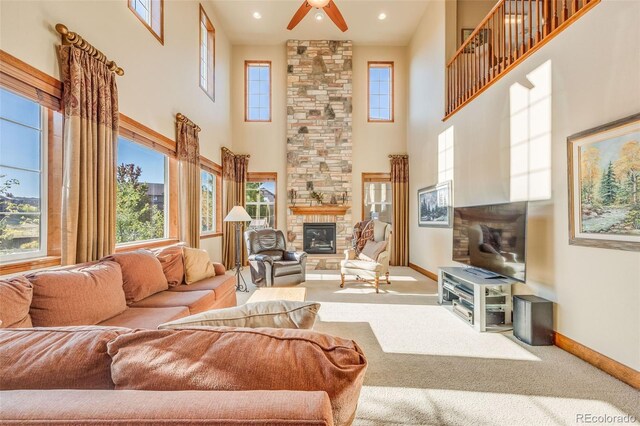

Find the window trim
[[128, 0, 164, 45], [246, 172, 277, 228], [362, 172, 392, 221], [116, 114, 177, 247], [244, 61, 272, 123], [367, 61, 395, 123], [199, 5, 216, 102], [0, 51, 63, 274], [199, 156, 222, 238]]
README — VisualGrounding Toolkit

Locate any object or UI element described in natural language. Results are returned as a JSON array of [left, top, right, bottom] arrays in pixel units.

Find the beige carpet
[[237, 267, 639, 426]]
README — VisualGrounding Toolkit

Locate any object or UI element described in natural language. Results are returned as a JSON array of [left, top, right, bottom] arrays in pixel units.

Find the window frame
[[0, 51, 63, 274], [246, 172, 277, 229], [128, 0, 164, 45], [362, 172, 392, 222], [199, 5, 216, 101], [115, 114, 178, 251], [367, 61, 395, 123], [199, 156, 222, 239], [244, 61, 272, 123]]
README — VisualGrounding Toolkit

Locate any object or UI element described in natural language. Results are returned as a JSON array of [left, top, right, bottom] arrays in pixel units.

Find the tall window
[[0, 88, 46, 261], [245, 61, 271, 122], [116, 137, 168, 244], [363, 173, 392, 224], [199, 5, 215, 101], [246, 173, 276, 229], [368, 62, 394, 122], [200, 170, 216, 234], [438, 126, 454, 183], [128, 0, 164, 44]]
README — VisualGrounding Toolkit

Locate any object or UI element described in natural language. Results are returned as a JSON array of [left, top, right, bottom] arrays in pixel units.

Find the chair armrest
[[253, 254, 274, 265], [344, 248, 356, 260], [284, 251, 307, 262]]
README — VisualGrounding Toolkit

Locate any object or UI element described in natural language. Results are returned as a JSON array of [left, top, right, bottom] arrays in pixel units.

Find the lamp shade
[[224, 206, 252, 222]]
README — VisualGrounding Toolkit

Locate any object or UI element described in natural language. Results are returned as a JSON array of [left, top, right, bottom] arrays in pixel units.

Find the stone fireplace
[[303, 223, 337, 255], [286, 40, 353, 269]]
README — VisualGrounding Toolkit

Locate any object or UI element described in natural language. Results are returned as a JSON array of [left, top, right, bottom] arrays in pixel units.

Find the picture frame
[[418, 181, 452, 228], [568, 113, 640, 251], [461, 28, 491, 54]]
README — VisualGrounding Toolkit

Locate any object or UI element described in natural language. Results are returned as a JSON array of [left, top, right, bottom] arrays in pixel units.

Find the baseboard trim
[[408, 262, 438, 281], [554, 332, 639, 389]]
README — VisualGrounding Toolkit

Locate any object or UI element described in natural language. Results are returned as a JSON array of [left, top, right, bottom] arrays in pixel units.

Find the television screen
[[452, 202, 527, 282]]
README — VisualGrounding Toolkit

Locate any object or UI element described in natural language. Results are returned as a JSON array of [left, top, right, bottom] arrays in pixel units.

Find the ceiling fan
[[287, 0, 348, 32]]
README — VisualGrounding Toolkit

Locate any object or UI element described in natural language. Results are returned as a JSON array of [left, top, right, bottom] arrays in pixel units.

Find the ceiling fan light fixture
[[307, 0, 331, 8]]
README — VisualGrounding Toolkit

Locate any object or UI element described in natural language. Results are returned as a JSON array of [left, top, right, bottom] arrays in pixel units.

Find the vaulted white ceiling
[[208, 0, 432, 46]]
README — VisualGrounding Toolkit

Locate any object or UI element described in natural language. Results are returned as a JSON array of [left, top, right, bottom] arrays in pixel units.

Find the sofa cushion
[[0, 326, 131, 390], [0, 390, 334, 426], [373, 220, 388, 242], [27, 261, 127, 327], [340, 259, 382, 272], [183, 247, 217, 284], [159, 300, 320, 330], [151, 243, 186, 287], [358, 240, 387, 262], [130, 290, 217, 315], [0, 276, 33, 328], [98, 307, 190, 329], [169, 274, 235, 298], [103, 250, 168, 304], [108, 327, 367, 426]]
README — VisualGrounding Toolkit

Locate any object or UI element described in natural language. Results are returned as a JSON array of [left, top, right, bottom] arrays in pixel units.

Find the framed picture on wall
[[568, 113, 640, 251], [418, 181, 452, 228]]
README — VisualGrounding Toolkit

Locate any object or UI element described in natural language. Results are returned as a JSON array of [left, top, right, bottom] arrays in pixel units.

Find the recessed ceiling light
[[378, 12, 387, 21], [253, 12, 262, 20], [315, 12, 324, 21]]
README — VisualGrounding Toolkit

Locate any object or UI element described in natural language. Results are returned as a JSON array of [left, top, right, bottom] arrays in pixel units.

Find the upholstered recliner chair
[[244, 229, 307, 287], [340, 220, 392, 293]]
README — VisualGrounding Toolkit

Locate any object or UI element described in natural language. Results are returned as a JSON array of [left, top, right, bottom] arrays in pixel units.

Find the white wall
[[0, 0, 233, 260], [231, 42, 407, 229], [408, 0, 640, 370]]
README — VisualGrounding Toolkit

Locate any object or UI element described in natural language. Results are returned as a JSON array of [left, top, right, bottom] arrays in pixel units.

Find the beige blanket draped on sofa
[[221, 147, 249, 269], [390, 155, 409, 266], [59, 45, 119, 264], [176, 114, 201, 249]]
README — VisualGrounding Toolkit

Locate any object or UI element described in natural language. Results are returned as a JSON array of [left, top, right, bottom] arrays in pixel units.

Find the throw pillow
[[107, 327, 367, 426], [0, 276, 33, 328], [151, 243, 186, 287], [159, 300, 320, 330], [27, 261, 128, 326], [103, 250, 168, 304], [357, 240, 387, 262], [183, 247, 216, 285]]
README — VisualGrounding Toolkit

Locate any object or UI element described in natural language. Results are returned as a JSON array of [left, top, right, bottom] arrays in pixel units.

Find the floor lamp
[[223, 206, 252, 292]]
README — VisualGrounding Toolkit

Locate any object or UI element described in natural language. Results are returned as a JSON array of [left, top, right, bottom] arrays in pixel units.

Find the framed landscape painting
[[568, 113, 640, 251], [418, 181, 452, 228]]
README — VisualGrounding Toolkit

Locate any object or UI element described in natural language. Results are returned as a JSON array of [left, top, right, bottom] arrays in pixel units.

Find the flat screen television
[[452, 202, 527, 282]]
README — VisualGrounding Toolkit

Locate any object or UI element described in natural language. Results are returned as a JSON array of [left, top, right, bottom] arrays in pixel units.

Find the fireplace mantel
[[289, 205, 350, 216]]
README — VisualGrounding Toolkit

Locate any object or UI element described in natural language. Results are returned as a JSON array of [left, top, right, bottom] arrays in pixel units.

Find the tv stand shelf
[[438, 267, 516, 332]]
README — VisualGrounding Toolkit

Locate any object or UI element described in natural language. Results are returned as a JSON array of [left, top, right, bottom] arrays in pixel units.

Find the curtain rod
[[222, 146, 251, 158], [55, 24, 124, 76], [176, 113, 202, 132]]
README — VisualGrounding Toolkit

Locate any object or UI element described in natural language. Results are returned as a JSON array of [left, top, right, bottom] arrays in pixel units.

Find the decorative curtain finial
[[56, 23, 124, 76]]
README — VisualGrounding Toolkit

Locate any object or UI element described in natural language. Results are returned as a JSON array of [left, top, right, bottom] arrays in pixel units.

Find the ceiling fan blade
[[287, 1, 312, 30], [323, 0, 348, 32]]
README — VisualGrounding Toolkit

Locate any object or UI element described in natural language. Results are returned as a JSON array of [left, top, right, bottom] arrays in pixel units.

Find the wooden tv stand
[[438, 267, 516, 332]]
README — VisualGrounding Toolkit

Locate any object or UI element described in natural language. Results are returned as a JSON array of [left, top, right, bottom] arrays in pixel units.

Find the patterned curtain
[[222, 147, 249, 269], [390, 155, 409, 266], [59, 45, 118, 264], [176, 114, 201, 249]]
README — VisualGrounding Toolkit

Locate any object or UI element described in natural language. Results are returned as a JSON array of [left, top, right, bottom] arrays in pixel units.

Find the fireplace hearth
[[303, 223, 337, 255]]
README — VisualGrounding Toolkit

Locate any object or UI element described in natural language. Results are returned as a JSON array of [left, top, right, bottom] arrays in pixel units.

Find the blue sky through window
[[246, 63, 270, 121], [117, 137, 166, 184], [369, 64, 393, 121]]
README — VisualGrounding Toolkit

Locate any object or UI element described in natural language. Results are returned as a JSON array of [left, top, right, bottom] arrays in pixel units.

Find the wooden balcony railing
[[445, 0, 600, 119]]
